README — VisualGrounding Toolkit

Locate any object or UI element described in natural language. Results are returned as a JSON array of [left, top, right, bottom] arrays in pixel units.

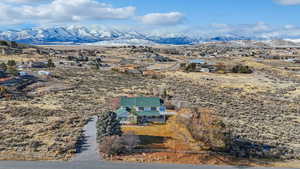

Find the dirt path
[[71, 116, 101, 162]]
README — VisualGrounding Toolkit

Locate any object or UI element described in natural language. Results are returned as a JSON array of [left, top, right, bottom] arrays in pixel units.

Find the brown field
[[0, 44, 299, 167]]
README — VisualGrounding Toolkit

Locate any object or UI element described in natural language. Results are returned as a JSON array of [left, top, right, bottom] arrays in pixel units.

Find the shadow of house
[[227, 137, 291, 160]]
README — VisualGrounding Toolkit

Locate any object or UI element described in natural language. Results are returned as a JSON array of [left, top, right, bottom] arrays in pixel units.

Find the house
[[189, 59, 208, 65], [116, 96, 166, 125], [30, 62, 48, 68], [38, 70, 51, 76], [182, 59, 216, 72], [19, 71, 29, 76]]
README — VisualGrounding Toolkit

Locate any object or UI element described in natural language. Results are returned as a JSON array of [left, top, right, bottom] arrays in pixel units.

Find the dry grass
[[119, 114, 300, 168], [0, 54, 45, 62], [273, 160, 300, 168], [122, 124, 173, 138]]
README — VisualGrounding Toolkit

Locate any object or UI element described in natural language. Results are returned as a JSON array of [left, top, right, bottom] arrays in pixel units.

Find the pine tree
[[97, 112, 122, 142], [47, 59, 55, 69], [7, 60, 16, 67], [6, 60, 18, 76], [0, 63, 7, 72]]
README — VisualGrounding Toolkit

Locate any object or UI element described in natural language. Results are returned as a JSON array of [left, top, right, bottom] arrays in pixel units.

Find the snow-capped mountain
[[0, 25, 299, 46]]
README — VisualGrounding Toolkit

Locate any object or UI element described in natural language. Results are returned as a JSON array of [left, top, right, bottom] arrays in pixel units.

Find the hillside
[[1, 26, 300, 46]]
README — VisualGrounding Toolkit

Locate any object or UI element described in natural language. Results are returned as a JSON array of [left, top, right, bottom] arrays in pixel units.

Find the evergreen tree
[[96, 112, 122, 142], [7, 60, 16, 67], [47, 59, 55, 69], [0, 63, 7, 72], [11, 41, 18, 48], [6, 60, 18, 76]]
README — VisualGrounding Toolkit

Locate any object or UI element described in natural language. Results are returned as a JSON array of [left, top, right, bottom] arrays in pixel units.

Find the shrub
[[121, 132, 140, 153], [0, 86, 7, 97], [184, 63, 197, 72], [0, 63, 7, 72], [47, 59, 56, 68], [96, 112, 122, 142], [0, 40, 9, 47], [100, 133, 140, 156], [232, 64, 253, 74], [215, 62, 227, 73], [100, 136, 124, 156], [7, 60, 16, 67], [179, 108, 230, 151], [11, 41, 18, 48], [7, 67, 18, 76]]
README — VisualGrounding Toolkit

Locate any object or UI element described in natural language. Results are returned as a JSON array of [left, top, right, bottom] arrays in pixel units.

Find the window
[[151, 107, 157, 111], [159, 106, 166, 112], [139, 107, 144, 111]]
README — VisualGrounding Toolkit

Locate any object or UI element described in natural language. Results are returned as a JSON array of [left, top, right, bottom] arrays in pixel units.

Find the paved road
[[0, 161, 288, 169], [71, 116, 101, 162]]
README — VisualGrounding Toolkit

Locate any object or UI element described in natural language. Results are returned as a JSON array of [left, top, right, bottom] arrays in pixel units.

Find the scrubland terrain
[[0, 44, 299, 168]]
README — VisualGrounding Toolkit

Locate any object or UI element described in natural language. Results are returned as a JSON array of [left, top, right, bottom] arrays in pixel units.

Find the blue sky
[[101, 0, 300, 26], [1, 0, 300, 33]]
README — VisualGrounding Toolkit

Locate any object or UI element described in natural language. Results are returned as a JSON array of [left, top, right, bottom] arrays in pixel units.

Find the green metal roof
[[120, 96, 162, 108]]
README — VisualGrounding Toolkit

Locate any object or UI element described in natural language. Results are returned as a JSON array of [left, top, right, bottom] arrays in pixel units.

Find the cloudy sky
[[1, 0, 300, 34]]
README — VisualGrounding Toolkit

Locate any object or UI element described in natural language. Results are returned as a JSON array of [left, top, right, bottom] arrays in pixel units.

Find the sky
[[1, 0, 300, 36]]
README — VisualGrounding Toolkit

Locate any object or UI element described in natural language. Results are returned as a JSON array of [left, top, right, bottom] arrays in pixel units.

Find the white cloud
[[273, 0, 300, 5], [0, 0, 136, 25], [139, 12, 185, 25], [2, 0, 46, 3], [284, 24, 296, 29]]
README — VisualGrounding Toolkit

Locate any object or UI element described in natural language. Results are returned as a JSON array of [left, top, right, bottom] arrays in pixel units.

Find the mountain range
[[0, 25, 299, 46]]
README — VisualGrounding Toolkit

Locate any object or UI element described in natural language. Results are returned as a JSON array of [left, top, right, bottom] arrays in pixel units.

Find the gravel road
[[71, 116, 101, 162]]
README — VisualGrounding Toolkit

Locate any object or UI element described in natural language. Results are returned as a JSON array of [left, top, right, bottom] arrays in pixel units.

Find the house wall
[[139, 115, 166, 124]]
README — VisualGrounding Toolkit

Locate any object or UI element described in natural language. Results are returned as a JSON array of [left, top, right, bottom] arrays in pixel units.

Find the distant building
[[116, 96, 166, 125], [184, 59, 216, 72], [38, 70, 51, 76], [30, 62, 48, 68], [19, 71, 29, 76], [189, 59, 208, 64]]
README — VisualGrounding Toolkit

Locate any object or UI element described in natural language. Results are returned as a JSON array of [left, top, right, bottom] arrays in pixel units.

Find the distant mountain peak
[[0, 25, 299, 46]]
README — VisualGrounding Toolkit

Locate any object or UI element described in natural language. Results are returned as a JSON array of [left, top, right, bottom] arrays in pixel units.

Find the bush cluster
[[99, 133, 140, 156], [97, 112, 140, 156], [178, 108, 231, 151], [0, 60, 19, 76], [232, 64, 253, 74]]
